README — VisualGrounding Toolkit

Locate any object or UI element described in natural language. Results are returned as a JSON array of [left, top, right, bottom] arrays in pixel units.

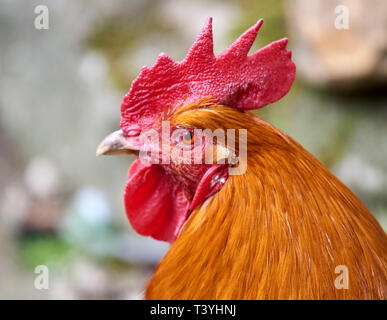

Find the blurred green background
[[0, 0, 386, 299]]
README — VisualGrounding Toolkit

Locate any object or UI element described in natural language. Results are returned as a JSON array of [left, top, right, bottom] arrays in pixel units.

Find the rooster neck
[[146, 113, 387, 300]]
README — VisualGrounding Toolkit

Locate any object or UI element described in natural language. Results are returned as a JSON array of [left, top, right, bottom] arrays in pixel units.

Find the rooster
[[97, 18, 387, 299]]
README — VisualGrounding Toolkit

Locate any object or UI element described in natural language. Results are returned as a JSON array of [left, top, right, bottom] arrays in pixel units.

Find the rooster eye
[[182, 131, 195, 145]]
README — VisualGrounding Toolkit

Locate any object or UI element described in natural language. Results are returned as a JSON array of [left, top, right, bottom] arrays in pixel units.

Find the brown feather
[[146, 102, 387, 299]]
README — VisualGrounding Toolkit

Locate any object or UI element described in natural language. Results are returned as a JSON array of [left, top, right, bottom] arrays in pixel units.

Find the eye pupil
[[183, 131, 194, 144]]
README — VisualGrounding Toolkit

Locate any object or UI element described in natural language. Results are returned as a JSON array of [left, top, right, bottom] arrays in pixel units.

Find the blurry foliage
[[18, 234, 74, 268], [86, 2, 177, 91], [230, 0, 286, 48]]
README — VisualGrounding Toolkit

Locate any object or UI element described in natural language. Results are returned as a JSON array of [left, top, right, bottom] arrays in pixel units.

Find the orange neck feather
[[146, 104, 387, 299]]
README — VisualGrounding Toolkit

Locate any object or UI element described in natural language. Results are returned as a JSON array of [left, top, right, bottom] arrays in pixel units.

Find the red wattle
[[123, 160, 229, 243], [124, 159, 190, 243], [190, 165, 228, 210]]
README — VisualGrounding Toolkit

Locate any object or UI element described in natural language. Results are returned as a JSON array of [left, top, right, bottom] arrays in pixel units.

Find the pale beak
[[96, 129, 140, 156]]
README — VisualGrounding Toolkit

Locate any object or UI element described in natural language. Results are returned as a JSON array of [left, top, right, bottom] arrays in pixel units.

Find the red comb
[[120, 17, 296, 134]]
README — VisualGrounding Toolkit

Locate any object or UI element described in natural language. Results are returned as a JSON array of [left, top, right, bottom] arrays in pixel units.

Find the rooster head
[[97, 17, 295, 243]]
